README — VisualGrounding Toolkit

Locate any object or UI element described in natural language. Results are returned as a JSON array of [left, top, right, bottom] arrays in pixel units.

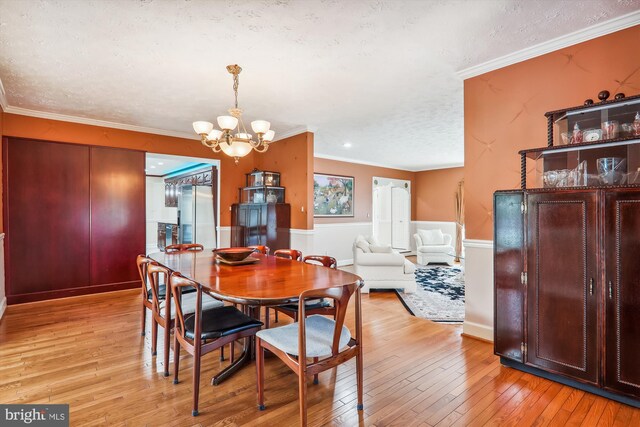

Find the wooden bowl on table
[[213, 247, 255, 262]]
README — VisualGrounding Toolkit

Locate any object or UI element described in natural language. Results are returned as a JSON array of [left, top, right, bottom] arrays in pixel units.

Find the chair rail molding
[[462, 238, 494, 342]]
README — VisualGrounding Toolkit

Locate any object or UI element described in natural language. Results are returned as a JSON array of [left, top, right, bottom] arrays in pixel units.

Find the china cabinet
[[494, 94, 640, 407], [231, 169, 290, 250]]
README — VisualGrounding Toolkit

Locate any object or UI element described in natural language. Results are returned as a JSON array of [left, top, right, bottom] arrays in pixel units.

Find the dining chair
[[255, 282, 363, 426], [273, 249, 303, 261], [269, 256, 338, 328], [136, 255, 157, 336], [170, 271, 263, 416], [165, 243, 204, 253], [147, 262, 225, 377], [248, 245, 270, 255], [265, 249, 303, 327]]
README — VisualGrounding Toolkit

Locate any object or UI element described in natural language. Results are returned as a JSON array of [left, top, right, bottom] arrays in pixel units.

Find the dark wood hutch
[[231, 169, 290, 251], [494, 93, 640, 407]]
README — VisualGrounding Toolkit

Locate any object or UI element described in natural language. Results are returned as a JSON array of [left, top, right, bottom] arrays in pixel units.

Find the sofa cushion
[[366, 235, 380, 246], [370, 245, 392, 253], [418, 229, 445, 245], [355, 239, 371, 253]]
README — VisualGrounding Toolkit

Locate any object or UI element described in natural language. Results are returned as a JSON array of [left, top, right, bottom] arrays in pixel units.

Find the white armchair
[[353, 235, 416, 294], [414, 229, 455, 265]]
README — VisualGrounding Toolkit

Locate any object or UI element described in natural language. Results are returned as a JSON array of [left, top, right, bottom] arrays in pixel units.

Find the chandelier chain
[[233, 72, 239, 109]]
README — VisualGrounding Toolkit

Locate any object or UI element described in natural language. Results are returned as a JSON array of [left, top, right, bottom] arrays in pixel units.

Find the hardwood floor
[[1, 289, 638, 426]]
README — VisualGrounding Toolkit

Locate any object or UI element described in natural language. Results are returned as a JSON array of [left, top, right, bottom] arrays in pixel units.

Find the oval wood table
[[148, 250, 363, 384]]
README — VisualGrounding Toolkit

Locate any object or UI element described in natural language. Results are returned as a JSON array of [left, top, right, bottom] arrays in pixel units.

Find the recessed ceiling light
[[149, 165, 156, 169], [158, 162, 164, 165], [343, 142, 352, 148]]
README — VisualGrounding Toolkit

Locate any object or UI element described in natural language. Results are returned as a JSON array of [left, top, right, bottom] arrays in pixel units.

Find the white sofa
[[353, 235, 416, 294], [414, 229, 455, 265]]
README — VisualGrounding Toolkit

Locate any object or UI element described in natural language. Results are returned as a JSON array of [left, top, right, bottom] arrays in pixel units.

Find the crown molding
[[457, 10, 640, 79], [0, 78, 7, 111], [3, 105, 199, 140], [314, 152, 463, 172], [272, 125, 316, 142]]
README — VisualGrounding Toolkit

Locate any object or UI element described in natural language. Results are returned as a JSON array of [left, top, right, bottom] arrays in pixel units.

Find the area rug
[[395, 265, 465, 323]]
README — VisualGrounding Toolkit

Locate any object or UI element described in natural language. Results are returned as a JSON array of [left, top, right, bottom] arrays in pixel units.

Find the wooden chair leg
[[192, 346, 201, 416], [265, 308, 270, 329], [220, 344, 225, 362], [141, 305, 147, 336], [313, 357, 319, 385], [151, 318, 158, 356], [298, 364, 308, 426], [163, 322, 171, 376], [231, 342, 235, 363], [356, 348, 363, 411], [173, 334, 180, 384], [256, 338, 265, 410], [275, 310, 279, 323]]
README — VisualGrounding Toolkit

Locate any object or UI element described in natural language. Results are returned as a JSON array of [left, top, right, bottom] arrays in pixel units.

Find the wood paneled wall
[[3, 137, 145, 303]]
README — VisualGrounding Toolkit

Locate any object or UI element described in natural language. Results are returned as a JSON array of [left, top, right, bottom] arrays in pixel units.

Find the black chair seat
[[147, 283, 196, 300], [278, 299, 331, 312], [184, 306, 263, 340]]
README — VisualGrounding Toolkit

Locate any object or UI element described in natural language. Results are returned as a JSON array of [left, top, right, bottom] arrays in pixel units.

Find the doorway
[[372, 177, 411, 250], [145, 153, 220, 253]]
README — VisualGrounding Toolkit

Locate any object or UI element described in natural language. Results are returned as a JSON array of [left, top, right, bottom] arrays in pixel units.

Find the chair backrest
[[136, 255, 154, 300], [165, 243, 204, 253], [298, 281, 362, 356], [169, 272, 202, 342], [248, 245, 270, 255], [146, 262, 171, 313], [273, 249, 303, 261], [303, 255, 337, 269]]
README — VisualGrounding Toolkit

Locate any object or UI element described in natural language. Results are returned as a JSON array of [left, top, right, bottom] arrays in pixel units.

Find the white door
[[391, 187, 410, 250], [373, 185, 392, 246], [194, 185, 216, 248]]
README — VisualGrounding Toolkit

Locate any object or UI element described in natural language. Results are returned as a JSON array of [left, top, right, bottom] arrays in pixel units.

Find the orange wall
[[464, 25, 640, 240], [1, 113, 254, 227], [254, 132, 314, 230], [313, 157, 416, 223], [414, 167, 464, 222]]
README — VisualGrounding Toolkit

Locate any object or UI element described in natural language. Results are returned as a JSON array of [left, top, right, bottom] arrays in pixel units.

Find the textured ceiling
[[0, 0, 638, 170]]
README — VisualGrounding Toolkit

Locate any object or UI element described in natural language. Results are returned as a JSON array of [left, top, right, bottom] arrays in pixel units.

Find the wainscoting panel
[[463, 239, 494, 341]]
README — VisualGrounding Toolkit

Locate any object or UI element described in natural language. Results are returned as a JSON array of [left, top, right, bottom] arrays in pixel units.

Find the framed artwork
[[313, 173, 354, 217]]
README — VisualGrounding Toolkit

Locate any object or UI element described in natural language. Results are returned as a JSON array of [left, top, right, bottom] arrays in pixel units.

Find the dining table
[[148, 249, 363, 385]]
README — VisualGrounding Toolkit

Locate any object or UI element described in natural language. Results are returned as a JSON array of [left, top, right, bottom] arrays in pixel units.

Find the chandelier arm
[[211, 144, 222, 153], [253, 143, 269, 153]]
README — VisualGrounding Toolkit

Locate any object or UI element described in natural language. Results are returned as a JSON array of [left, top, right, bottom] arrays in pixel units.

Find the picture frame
[[313, 173, 354, 217]]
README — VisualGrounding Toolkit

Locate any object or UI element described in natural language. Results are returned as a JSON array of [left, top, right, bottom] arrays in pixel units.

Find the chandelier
[[192, 64, 275, 164]]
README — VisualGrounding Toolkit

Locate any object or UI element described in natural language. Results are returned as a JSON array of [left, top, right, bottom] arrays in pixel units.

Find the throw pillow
[[418, 229, 445, 245], [370, 245, 392, 253], [366, 235, 380, 246], [355, 239, 371, 253]]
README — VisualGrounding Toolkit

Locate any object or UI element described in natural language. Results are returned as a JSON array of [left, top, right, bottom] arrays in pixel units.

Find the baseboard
[[0, 297, 6, 320], [337, 258, 353, 267], [7, 281, 139, 305], [462, 320, 494, 342]]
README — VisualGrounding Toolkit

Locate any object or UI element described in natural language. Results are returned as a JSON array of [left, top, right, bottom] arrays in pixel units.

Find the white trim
[[0, 297, 6, 320], [457, 10, 640, 79], [462, 321, 494, 342], [463, 239, 493, 249], [290, 228, 315, 235], [217, 226, 231, 232], [315, 152, 463, 172], [0, 78, 7, 111], [272, 126, 314, 142], [3, 105, 199, 140], [313, 222, 372, 229], [337, 259, 353, 267]]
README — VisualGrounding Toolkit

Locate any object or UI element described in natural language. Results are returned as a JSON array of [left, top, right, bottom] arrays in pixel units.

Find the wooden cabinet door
[[494, 191, 525, 362], [4, 138, 90, 301], [526, 191, 599, 384], [604, 190, 640, 398], [89, 147, 145, 286]]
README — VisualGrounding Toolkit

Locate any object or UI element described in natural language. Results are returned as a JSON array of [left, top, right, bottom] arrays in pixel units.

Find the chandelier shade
[[192, 64, 275, 164]]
